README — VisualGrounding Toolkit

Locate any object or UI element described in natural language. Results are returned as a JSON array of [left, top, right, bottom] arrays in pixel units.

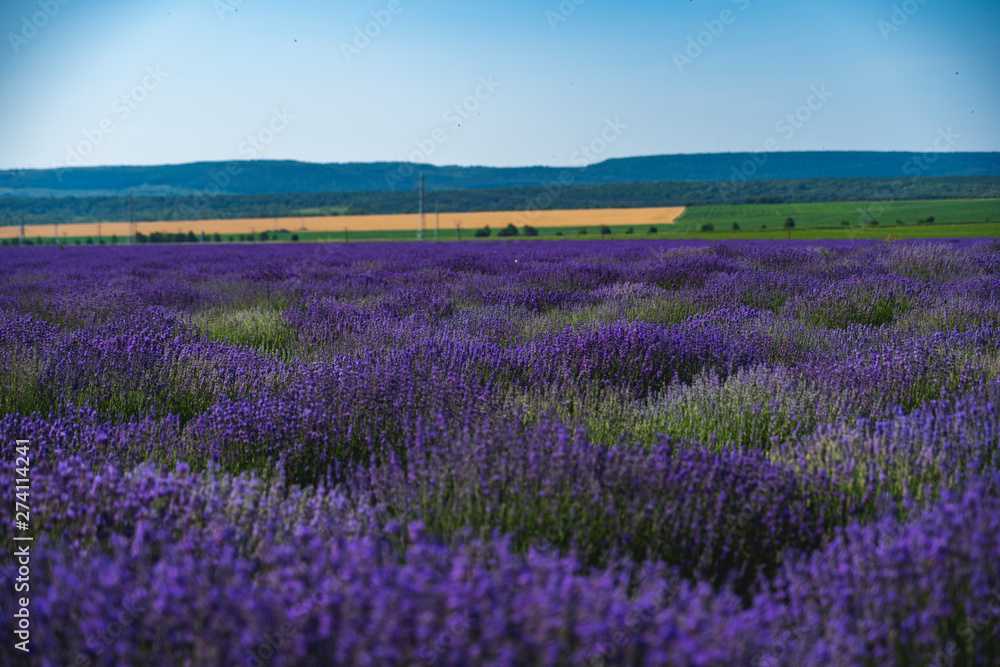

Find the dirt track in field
[[0, 206, 685, 239]]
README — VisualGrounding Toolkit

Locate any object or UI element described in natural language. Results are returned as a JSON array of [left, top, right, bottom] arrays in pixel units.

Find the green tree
[[474, 225, 491, 238], [497, 223, 520, 237]]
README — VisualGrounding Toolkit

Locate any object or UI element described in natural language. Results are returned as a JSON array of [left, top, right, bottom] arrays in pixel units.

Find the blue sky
[[1, 0, 997, 170]]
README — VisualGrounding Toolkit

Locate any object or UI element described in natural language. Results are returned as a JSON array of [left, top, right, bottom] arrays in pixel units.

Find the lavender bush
[[1, 238, 998, 665]]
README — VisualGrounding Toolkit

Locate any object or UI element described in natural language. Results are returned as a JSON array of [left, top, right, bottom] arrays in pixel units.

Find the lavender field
[[2, 239, 999, 666]]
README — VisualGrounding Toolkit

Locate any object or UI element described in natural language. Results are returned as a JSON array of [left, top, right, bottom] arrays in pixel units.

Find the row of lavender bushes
[[1, 238, 998, 665]]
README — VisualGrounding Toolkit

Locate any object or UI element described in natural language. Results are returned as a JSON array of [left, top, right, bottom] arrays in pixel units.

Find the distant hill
[[2, 152, 999, 198], [2, 176, 999, 227]]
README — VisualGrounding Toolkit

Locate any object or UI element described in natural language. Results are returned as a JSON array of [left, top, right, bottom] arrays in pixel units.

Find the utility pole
[[127, 192, 134, 243], [19, 217, 25, 247], [435, 200, 439, 240], [454, 218, 462, 241], [98, 222, 102, 243], [54, 220, 58, 245], [344, 226, 349, 243], [417, 171, 424, 240]]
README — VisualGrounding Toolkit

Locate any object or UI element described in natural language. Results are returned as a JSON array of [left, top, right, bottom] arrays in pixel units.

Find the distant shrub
[[291, 234, 299, 241], [784, 218, 795, 229], [648, 226, 658, 234], [260, 231, 270, 242], [731, 222, 740, 231], [186, 231, 198, 243], [841, 220, 850, 227], [474, 225, 491, 238], [86, 237, 93, 245], [523, 225, 539, 237], [760, 224, 767, 230], [869, 219, 879, 227], [497, 223, 519, 237], [213, 233, 222, 242], [625, 227, 634, 234], [599, 225, 612, 236], [111, 235, 118, 244], [577, 228, 588, 235], [555, 231, 563, 236], [927, 216, 935, 223], [698, 223, 714, 232], [744, 195, 784, 204]]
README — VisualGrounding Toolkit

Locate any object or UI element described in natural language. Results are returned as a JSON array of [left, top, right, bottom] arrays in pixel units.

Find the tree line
[[1, 176, 998, 226]]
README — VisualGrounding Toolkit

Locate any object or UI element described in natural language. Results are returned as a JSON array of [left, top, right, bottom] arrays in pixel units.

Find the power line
[[417, 171, 425, 240]]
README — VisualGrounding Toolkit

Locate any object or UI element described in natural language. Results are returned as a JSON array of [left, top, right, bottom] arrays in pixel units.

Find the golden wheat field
[[0, 206, 685, 239]]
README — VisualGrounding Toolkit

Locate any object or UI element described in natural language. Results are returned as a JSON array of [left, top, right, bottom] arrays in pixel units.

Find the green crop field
[[675, 198, 1000, 232]]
